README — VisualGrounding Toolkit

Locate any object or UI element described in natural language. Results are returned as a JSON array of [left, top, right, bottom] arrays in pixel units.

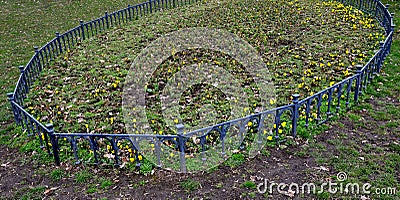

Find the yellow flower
[[269, 99, 275, 105], [273, 124, 277, 129], [281, 122, 287, 128], [130, 157, 135, 162], [138, 155, 143, 161], [330, 81, 335, 87], [267, 136, 273, 141], [174, 119, 179, 124], [278, 129, 283, 134], [247, 121, 253, 126]]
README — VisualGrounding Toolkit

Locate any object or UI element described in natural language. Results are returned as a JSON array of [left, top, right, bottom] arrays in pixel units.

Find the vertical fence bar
[[7, 93, 18, 124], [377, 41, 384, 72], [55, 32, 62, 54], [46, 124, 60, 166], [105, 12, 109, 29], [291, 94, 300, 137], [149, 0, 153, 13], [176, 124, 187, 173], [34, 46, 42, 73], [354, 65, 363, 102], [79, 20, 85, 40], [18, 66, 28, 97]]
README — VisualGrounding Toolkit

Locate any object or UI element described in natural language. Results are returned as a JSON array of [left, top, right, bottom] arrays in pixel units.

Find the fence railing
[[7, 0, 395, 172]]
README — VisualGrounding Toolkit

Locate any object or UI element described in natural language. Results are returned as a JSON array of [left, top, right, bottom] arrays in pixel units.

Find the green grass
[[14, 186, 46, 200], [75, 170, 92, 183], [180, 178, 201, 192], [224, 153, 245, 168], [50, 169, 65, 181], [241, 181, 257, 189], [100, 178, 113, 189], [303, 1, 400, 196]]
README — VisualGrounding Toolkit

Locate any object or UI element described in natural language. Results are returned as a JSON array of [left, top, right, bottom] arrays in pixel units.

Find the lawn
[[0, 0, 398, 199]]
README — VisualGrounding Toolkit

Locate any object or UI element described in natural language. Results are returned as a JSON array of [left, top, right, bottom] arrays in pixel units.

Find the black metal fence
[[7, 0, 395, 172]]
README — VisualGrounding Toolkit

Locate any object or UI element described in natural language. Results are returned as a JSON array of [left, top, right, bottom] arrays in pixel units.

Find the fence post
[[7, 93, 19, 124], [128, 5, 132, 20], [55, 32, 62, 54], [291, 94, 300, 138], [79, 20, 85, 40], [34, 46, 43, 72], [46, 123, 60, 166], [149, 0, 153, 13], [105, 12, 109, 29], [377, 41, 384, 72], [18, 65, 28, 95], [354, 65, 363, 102], [176, 124, 187, 173]]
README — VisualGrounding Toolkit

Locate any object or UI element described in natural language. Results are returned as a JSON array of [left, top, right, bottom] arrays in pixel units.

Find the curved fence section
[[7, 0, 395, 172]]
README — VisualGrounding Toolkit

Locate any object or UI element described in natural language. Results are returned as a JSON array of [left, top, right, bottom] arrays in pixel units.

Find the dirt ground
[[0, 96, 398, 199]]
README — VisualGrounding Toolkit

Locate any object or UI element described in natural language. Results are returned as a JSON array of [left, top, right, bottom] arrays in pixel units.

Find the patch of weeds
[[180, 178, 200, 192], [139, 158, 154, 175], [347, 113, 361, 121], [388, 143, 400, 152], [51, 169, 64, 181], [87, 184, 98, 194], [16, 186, 46, 200], [248, 192, 256, 198], [295, 150, 307, 157], [261, 149, 271, 157], [224, 153, 245, 168], [385, 121, 398, 128], [241, 181, 256, 189], [75, 170, 92, 183], [100, 179, 113, 189], [215, 182, 223, 189], [315, 191, 330, 199], [138, 180, 146, 186]]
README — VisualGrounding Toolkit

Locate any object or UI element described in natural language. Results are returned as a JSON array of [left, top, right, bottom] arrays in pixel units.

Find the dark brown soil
[[0, 96, 398, 200]]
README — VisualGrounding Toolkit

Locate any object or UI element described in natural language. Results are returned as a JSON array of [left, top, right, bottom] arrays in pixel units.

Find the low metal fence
[[7, 0, 395, 172]]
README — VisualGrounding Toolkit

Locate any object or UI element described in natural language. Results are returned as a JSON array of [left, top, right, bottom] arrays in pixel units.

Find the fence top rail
[[11, 101, 50, 132]]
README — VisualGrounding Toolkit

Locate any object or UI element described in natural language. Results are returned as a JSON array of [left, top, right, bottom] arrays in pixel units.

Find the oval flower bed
[[24, 0, 384, 165]]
